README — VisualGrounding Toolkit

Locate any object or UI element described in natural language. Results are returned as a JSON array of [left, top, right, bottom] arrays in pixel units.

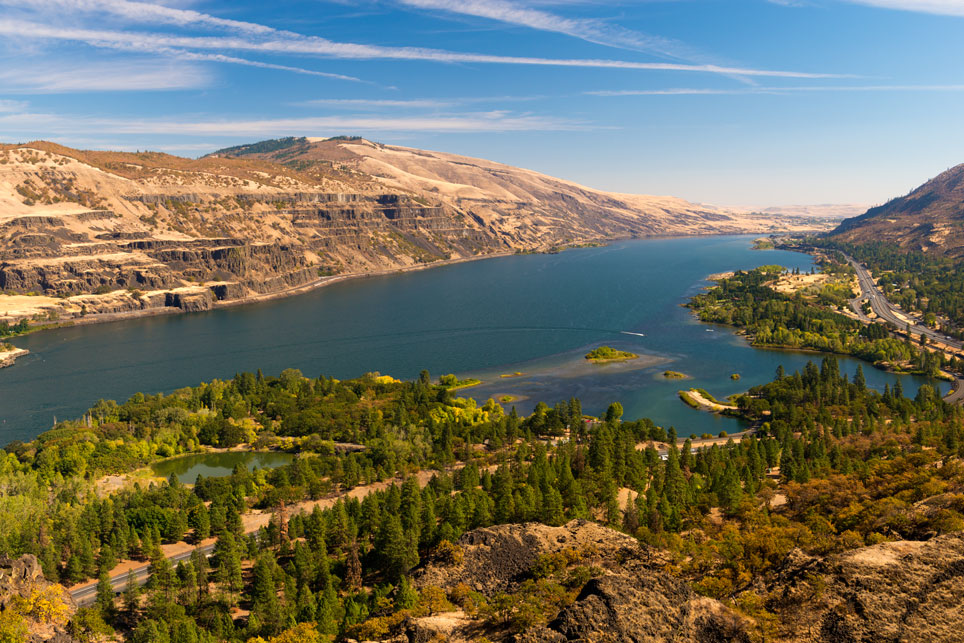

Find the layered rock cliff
[[0, 138, 830, 328]]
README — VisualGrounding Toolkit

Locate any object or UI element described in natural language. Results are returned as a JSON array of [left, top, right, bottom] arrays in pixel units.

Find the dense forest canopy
[[1, 354, 962, 642]]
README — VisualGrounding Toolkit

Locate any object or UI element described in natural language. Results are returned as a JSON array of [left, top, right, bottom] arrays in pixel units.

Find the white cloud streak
[[397, 0, 684, 57], [0, 18, 847, 79], [588, 84, 964, 96], [0, 99, 29, 112], [0, 0, 280, 34], [769, 0, 964, 16], [0, 60, 211, 92], [149, 49, 364, 81], [841, 0, 964, 16], [293, 95, 548, 109], [0, 109, 588, 136], [295, 98, 459, 109]]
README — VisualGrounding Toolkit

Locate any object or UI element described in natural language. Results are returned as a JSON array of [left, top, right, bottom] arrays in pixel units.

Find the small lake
[[151, 451, 295, 484], [0, 235, 949, 443]]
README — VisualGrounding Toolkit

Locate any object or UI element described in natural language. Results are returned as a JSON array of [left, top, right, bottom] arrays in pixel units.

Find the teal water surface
[[0, 235, 947, 443], [150, 451, 295, 485]]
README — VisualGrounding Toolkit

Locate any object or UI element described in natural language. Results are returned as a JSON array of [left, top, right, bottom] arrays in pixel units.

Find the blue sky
[[0, 0, 962, 205]]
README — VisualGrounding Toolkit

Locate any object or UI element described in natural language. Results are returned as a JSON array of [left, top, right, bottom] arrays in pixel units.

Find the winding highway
[[70, 542, 218, 607], [844, 254, 964, 404]]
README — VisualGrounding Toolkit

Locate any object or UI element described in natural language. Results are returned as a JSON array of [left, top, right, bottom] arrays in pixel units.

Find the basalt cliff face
[[0, 137, 824, 326]]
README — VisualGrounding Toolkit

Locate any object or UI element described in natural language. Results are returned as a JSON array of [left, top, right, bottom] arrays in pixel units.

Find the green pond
[[151, 451, 295, 484]]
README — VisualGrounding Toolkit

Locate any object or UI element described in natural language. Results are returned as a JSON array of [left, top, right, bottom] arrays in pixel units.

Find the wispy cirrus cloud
[[0, 0, 846, 82], [0, 108, 589, 137], [0, 60, 211, 92], [293, 95, 548, 109], [0, 0, 364, 83], [0, 18, 846, 79], [396, 0, 685, 57], [0, 0, 279, 34], [769, 0, 964, 16], [843, 0, 964, 16], [0, 99, 29, 112], [294, 98, 460, 109], [587, 84, 964, 96]]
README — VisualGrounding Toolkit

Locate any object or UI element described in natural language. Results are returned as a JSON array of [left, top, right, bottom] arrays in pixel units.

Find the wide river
[[0, 235, 947, 444]]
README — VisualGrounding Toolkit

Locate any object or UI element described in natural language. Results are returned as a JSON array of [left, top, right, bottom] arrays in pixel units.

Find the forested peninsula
[[688, 262, 953, 378]]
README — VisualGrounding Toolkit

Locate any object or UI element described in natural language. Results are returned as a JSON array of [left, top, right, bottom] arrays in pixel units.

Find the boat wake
[[621, 331, 646, 337]]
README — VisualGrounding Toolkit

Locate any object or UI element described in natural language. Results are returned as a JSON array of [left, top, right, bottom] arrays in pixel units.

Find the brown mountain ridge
[[831, 163, 964, 256], [0, 137, 826, 328]]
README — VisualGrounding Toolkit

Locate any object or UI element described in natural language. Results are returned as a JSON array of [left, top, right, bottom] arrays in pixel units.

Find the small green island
[[663, 370, 688, 379], [438, 373, 482, 390], [585, 346, 639, 362]]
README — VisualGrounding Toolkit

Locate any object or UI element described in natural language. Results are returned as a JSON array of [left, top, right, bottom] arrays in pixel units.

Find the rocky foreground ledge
[[349, 520, 964, 642]]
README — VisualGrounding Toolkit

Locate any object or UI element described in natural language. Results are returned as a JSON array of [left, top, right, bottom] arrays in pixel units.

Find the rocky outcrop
[[0, 347, 28, 368], [412, 520, 659, 594], [407, 521, 753, 643], [0, 555, 47, 607], [0, 554, 78, 643], [165, 289, 214, 311], [757, 533, 964, 643], [523, 575, 752, 643]]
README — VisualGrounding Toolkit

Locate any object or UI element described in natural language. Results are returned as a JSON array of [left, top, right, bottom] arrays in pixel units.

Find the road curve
[[844, 254, 964, 403]]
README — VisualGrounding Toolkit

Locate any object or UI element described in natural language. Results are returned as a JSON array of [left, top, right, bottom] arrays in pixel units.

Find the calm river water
[[0, 235, 947, 443]]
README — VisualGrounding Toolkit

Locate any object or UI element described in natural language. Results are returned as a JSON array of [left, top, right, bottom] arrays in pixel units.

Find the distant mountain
[[831, 164, 964, 256], [0, 137, 827, 326]]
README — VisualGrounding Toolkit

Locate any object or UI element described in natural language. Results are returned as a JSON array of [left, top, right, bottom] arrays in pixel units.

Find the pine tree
[[345, 539, 362, 591], [98, 544, 117, 575], [379, 515, 418, 583], [215, 532, 243, 595], [316, 584, 339, 636], [296, 582, 317, 623], [96, 570, 115, 619], [250, 555, 283, 636], [123, 570, 140, 617]]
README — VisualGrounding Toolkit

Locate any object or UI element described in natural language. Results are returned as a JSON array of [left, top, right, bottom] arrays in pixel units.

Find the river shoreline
[[51, 250, 520, 333], [5, 230, 829, 340]]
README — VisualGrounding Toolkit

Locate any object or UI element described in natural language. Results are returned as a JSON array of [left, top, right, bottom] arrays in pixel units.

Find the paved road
[[71, 543, 217, 607], [846, 254, 963, 351], [844, 254, 964, 403]]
